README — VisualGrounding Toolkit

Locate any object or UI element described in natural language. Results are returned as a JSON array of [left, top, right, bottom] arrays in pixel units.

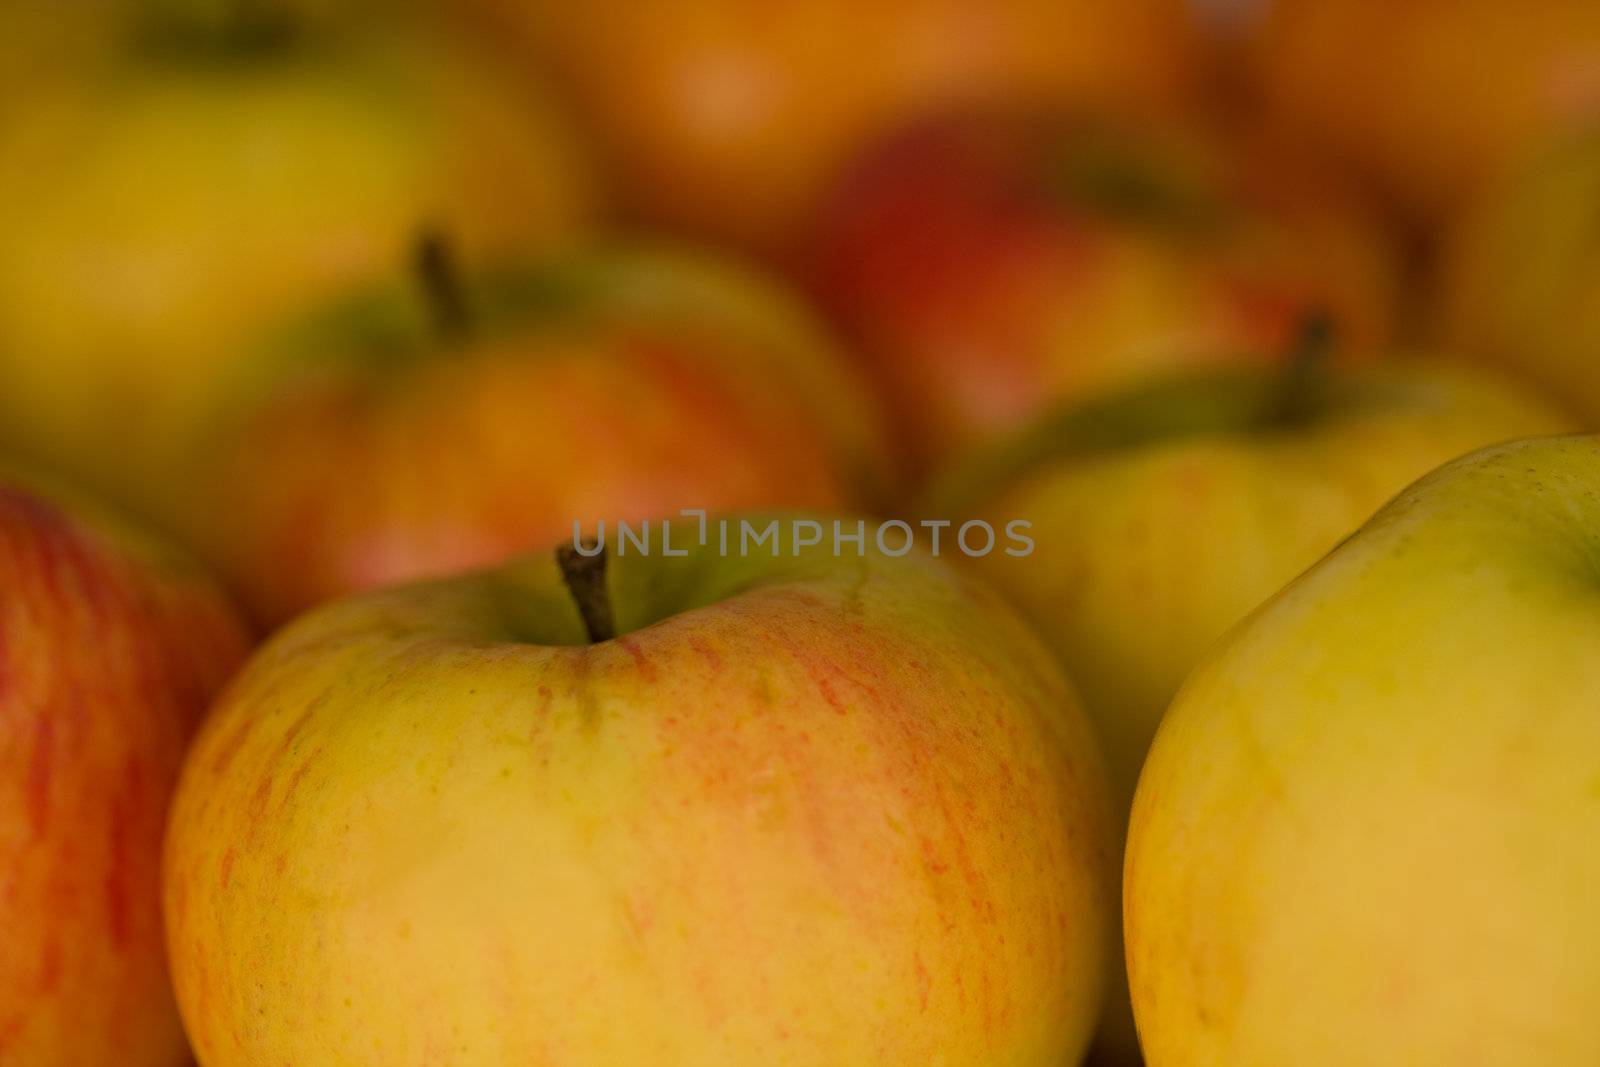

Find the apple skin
[[0, 10, 594, 511], [164, 518, 1116, 1065], [1126, 435, 1600, 1065], [928, 360, 1572, 1061], [0, 467, 250, 1065], [1435, 129, 1600, 424], [467, 0, 1199, 252], [1252, 0, 1600, 223], [809, 111, 1400, 477], [179, 246, 894, 625]]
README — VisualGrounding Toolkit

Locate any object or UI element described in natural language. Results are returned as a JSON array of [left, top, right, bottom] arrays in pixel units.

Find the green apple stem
[[1278, 310, 1336, 423], [414, 229, 471, 341], [556, 540, 615, 644]]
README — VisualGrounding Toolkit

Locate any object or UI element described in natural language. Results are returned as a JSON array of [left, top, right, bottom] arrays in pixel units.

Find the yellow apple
[[0, 6, 594, 509], [928, 354, 1571, 1060], [0, 464, 250, 1065], [165, 519, 1116, 1065], [1435, 127, 1600, 424], [1127, 434, 1600, 1064]]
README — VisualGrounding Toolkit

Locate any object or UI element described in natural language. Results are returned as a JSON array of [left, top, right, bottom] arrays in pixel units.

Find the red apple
[[0, 466, 250, 1065], [809, 110, 1400, 476], [465, 0, 1201, 252], [178, 242, 894, 624]]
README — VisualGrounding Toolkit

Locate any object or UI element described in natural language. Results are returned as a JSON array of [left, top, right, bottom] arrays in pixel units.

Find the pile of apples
[[2, 1, 1598, 1064]]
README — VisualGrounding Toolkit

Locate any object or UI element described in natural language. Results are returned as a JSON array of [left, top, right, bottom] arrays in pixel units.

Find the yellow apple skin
[[470, 0, 1199, 252], [1126, 435, 1600, 1065], [1435, 129, 1600, 424], [1253, 0, 1600, 222], [933, 361, 1571, 1061], [164, 522, 1116, 1065], [0, 14, 594, 509], [0, 466, 250, 1065]]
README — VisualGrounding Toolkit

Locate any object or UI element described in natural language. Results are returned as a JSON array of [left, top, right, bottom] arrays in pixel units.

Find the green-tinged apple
[[1252, 0, 1600, 223], [464, 0, 1200, 252], [1435, 127, 1600, 424], [0, 465, 250, 1065], [810, 111, 1401, 478], [164, 519, 1116, 1065], [927, 347, 1571, 1061], [175, 241, 894, 624], [1126, 434, 1600, 1065], [0, 3, 594, 510]]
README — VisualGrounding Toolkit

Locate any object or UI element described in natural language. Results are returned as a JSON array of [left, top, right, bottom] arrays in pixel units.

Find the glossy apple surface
[[165, 520, 1116, 1065], [0, 8, 594, 509], [0, 467, 249, 1065], [931, 358, 1570, 1060], [472, 0, 1199, 252], [180, 246, 894, 623], [1127, 435, 1600, 1065], [811, 112, 1399, 476]]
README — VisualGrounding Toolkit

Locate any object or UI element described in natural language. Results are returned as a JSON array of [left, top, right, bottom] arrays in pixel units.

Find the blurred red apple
[[1252, 0, 1600, 224], [179, 242, 893, 624], [810, 111, 1400, 476], [0, 4, 595, 511], [0, 466, 249, 1065], [467, 0, 1201, 252]]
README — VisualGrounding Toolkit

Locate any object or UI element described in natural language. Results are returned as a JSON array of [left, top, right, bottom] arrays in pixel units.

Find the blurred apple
[[177, 241, 893, 624], [1436, 127, 1600, 424], [166, 520, 1116, 1065], [466, 0, 1201, 252], [1127, 435, 1600, 1065], [928, 350, 1570, 1060], [811, 111, 1401, 477], [1253, 0, 1600, 223], [0, 3, 595, 511], [0, 464, 249, 1065]]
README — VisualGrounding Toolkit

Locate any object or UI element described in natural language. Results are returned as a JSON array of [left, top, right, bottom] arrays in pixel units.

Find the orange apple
[[178, 242, 894, 624], [809, 110, 1400, 477], [1252, 0, 1600, 223], [0, 4, 595, 511], [467, 0, 1200, 252], [0, 465, 250, 1065]]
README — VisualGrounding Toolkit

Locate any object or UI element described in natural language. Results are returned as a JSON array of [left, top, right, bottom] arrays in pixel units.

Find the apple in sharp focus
[[1127, 434, 1600, 1065], [927, 350, 1571, 1060], [466, 0, 1200, 253], [165, 518, 1116, 1065], [178, 241, 894, 624], [810, 110, 1401, 478], [1435, 127, 1600, 425], [0, 4, 596, 511], [1253, 0, 1600, 223], [0, 464, 250, 1065]]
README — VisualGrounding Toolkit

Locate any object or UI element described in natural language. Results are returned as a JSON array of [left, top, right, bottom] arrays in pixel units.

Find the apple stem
[[1278, 310, 1336, 422], [556, 540, 616, 644], [414, 229, 470, 341]]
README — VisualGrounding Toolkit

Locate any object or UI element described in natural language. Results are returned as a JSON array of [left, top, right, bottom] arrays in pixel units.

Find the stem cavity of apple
[[414, 229, 471, 341], [556, 540, 616, 644]]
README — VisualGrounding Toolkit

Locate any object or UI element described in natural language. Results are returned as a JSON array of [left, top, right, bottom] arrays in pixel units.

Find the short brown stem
[[1278, 309, 1336, 423], [413, 228, 470, 341], [556, 540, 615, 644]]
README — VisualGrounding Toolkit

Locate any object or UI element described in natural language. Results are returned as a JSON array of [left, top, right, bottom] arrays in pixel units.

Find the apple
[[464, 0, 1200, 253], [0, 464, 250, 1065], [1125, 434, 1600, 1064], [0, 4, 595, 512], [174, 241, 894, 624], [1252, 0, 1600, 223], [1435, 127, 1600, 425], [809, 111, 1401, 478], [164, 518, 1116, 1065], [926, 347, 1571, 1060]]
